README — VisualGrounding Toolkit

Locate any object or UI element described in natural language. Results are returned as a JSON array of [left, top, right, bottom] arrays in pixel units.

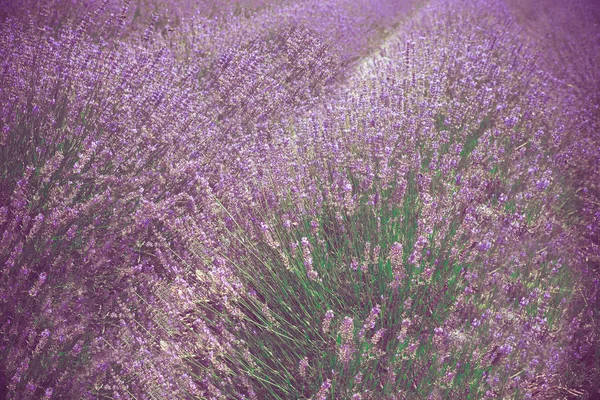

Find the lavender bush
[[0, 0, 598, 399]]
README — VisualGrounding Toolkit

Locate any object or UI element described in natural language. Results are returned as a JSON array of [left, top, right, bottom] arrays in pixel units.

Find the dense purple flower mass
[[0, 0, 599, 398]]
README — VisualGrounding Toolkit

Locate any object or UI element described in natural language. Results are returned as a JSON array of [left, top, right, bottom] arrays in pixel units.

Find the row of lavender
[[210, 0, 597, 398], [1, 0, 598, 398], [506, 0, 600, 396]]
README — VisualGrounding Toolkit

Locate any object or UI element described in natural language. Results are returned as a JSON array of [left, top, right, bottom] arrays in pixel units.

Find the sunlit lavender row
[[0, 0, 598, 399]]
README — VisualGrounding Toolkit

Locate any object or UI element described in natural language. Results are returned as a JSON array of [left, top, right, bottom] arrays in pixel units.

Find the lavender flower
[[322, 310, 334, 335]]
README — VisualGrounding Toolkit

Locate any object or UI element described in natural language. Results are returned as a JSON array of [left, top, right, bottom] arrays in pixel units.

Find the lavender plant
[[0, 5, 225, 397], [195, 3, 578, 397]]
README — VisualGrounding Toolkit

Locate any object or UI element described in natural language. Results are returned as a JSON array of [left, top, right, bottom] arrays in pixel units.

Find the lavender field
[[1, 0, 599, 399]]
